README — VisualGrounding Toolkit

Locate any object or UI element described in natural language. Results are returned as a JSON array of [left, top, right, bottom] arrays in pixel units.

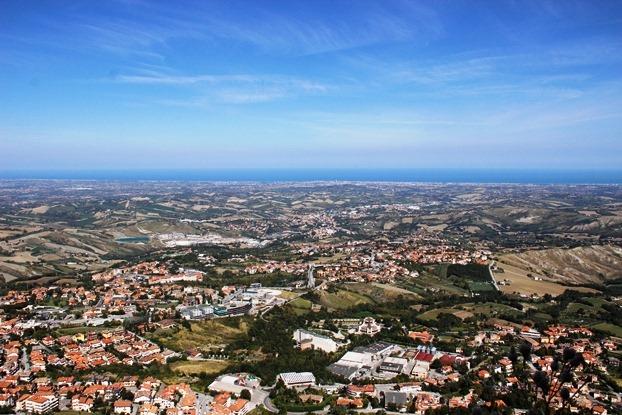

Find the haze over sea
[[1, 169, 622, 184]]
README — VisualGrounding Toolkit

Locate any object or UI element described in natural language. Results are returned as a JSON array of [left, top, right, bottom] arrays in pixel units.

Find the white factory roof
[[278, 372, 316, 385], [339, 351, 369, 366]]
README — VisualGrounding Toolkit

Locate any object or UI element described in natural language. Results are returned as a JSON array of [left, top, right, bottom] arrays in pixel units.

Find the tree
[[240, 389, 252, 400], [501, 346, 590, 415]]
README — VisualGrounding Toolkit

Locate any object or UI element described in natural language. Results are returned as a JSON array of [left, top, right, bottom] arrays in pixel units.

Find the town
[[0, 236, 621, 415]]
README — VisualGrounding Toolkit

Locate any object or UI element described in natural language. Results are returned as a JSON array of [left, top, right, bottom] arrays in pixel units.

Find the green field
[[404, 273, 469, 296], [419, 302, 522, 322], [564, 302, 600, 318], [346, 282, 419, 302], [468, 281, 497, 293], [146, 319, 250, 352], [592, 322, 622, 337], [288, 297, 313, 315], [462, 302, 523, 317], [418, 308, 458, 321], [170, 360, 230, 375], [318, 289, 374, 310]]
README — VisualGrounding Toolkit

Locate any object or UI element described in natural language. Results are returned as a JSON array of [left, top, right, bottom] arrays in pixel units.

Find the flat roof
[[353, 341, 394, 354], [278, 372, 316, 385], [327, 364, 359, 379]]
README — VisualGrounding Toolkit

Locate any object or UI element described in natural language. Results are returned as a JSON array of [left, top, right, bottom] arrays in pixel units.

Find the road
[[20, 347, 30, 371], [307, 264, 316, 288], [263, 395, 279, 413], [488, 261, 500, 291], [196, 393, 213, 415]]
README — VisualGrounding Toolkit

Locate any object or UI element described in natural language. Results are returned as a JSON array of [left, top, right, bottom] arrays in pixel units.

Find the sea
[[1, 169, 622, 184]]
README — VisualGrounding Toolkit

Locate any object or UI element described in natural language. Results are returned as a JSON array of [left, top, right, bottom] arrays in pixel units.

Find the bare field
[[170, 360, 230, 375], [499, 245, 622, 286], [496, 261, 597, 296]]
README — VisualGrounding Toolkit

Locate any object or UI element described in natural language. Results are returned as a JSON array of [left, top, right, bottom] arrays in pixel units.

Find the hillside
[[498, 245, 622, 286]]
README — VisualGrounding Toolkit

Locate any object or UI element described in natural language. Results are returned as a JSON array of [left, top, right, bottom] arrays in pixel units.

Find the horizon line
[[1, 167, 622, 185]]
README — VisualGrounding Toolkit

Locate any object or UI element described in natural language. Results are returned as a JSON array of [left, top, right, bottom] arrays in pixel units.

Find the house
[[397, 382, 422, 394], [134, 390, 152, 404], [72, 396, 94, 412], [0, 394, 14, 407], [24, 394, 59, 414], [213, 393, 232, 407], [113, 400, 133, 414], [384, 391, 409, 409], [122, 376, 139, 388], [498, 357, 513, 373], [299, 394, 323, 405], [408, 331, 434, 344], [520, 326, 541, 340], [412, 352, 434, 380], [228, 398, 250, 415], [336, 397, 364, 408], [16, 394, 31, 412], [277, 372, 316, 390], [449, 393, 473, 410], [346, 384, 375, 398], [415, 392, 442, 413], [57, 376, 76, 387], [478, 369, 491, 379], [139, 403, 159, 415]]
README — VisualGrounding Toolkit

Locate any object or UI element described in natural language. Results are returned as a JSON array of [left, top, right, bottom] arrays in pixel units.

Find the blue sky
[[1, 0, 622, 170]]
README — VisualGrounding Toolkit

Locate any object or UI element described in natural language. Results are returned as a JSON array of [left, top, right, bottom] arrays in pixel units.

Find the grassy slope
[[146, 319, 249, 352]]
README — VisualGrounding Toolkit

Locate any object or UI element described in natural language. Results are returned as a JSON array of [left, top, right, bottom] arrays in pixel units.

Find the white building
[[293, 329, 342, 353], [379, 356, 409, 374], [277, 372, 316, 390], [356, 317, 382, 336], [339, 351, 373, 367], [24, 394, 59, 414], [209, 373, 262, 396], [179, 304, 214, 320], [113, 400, 133, 414]]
